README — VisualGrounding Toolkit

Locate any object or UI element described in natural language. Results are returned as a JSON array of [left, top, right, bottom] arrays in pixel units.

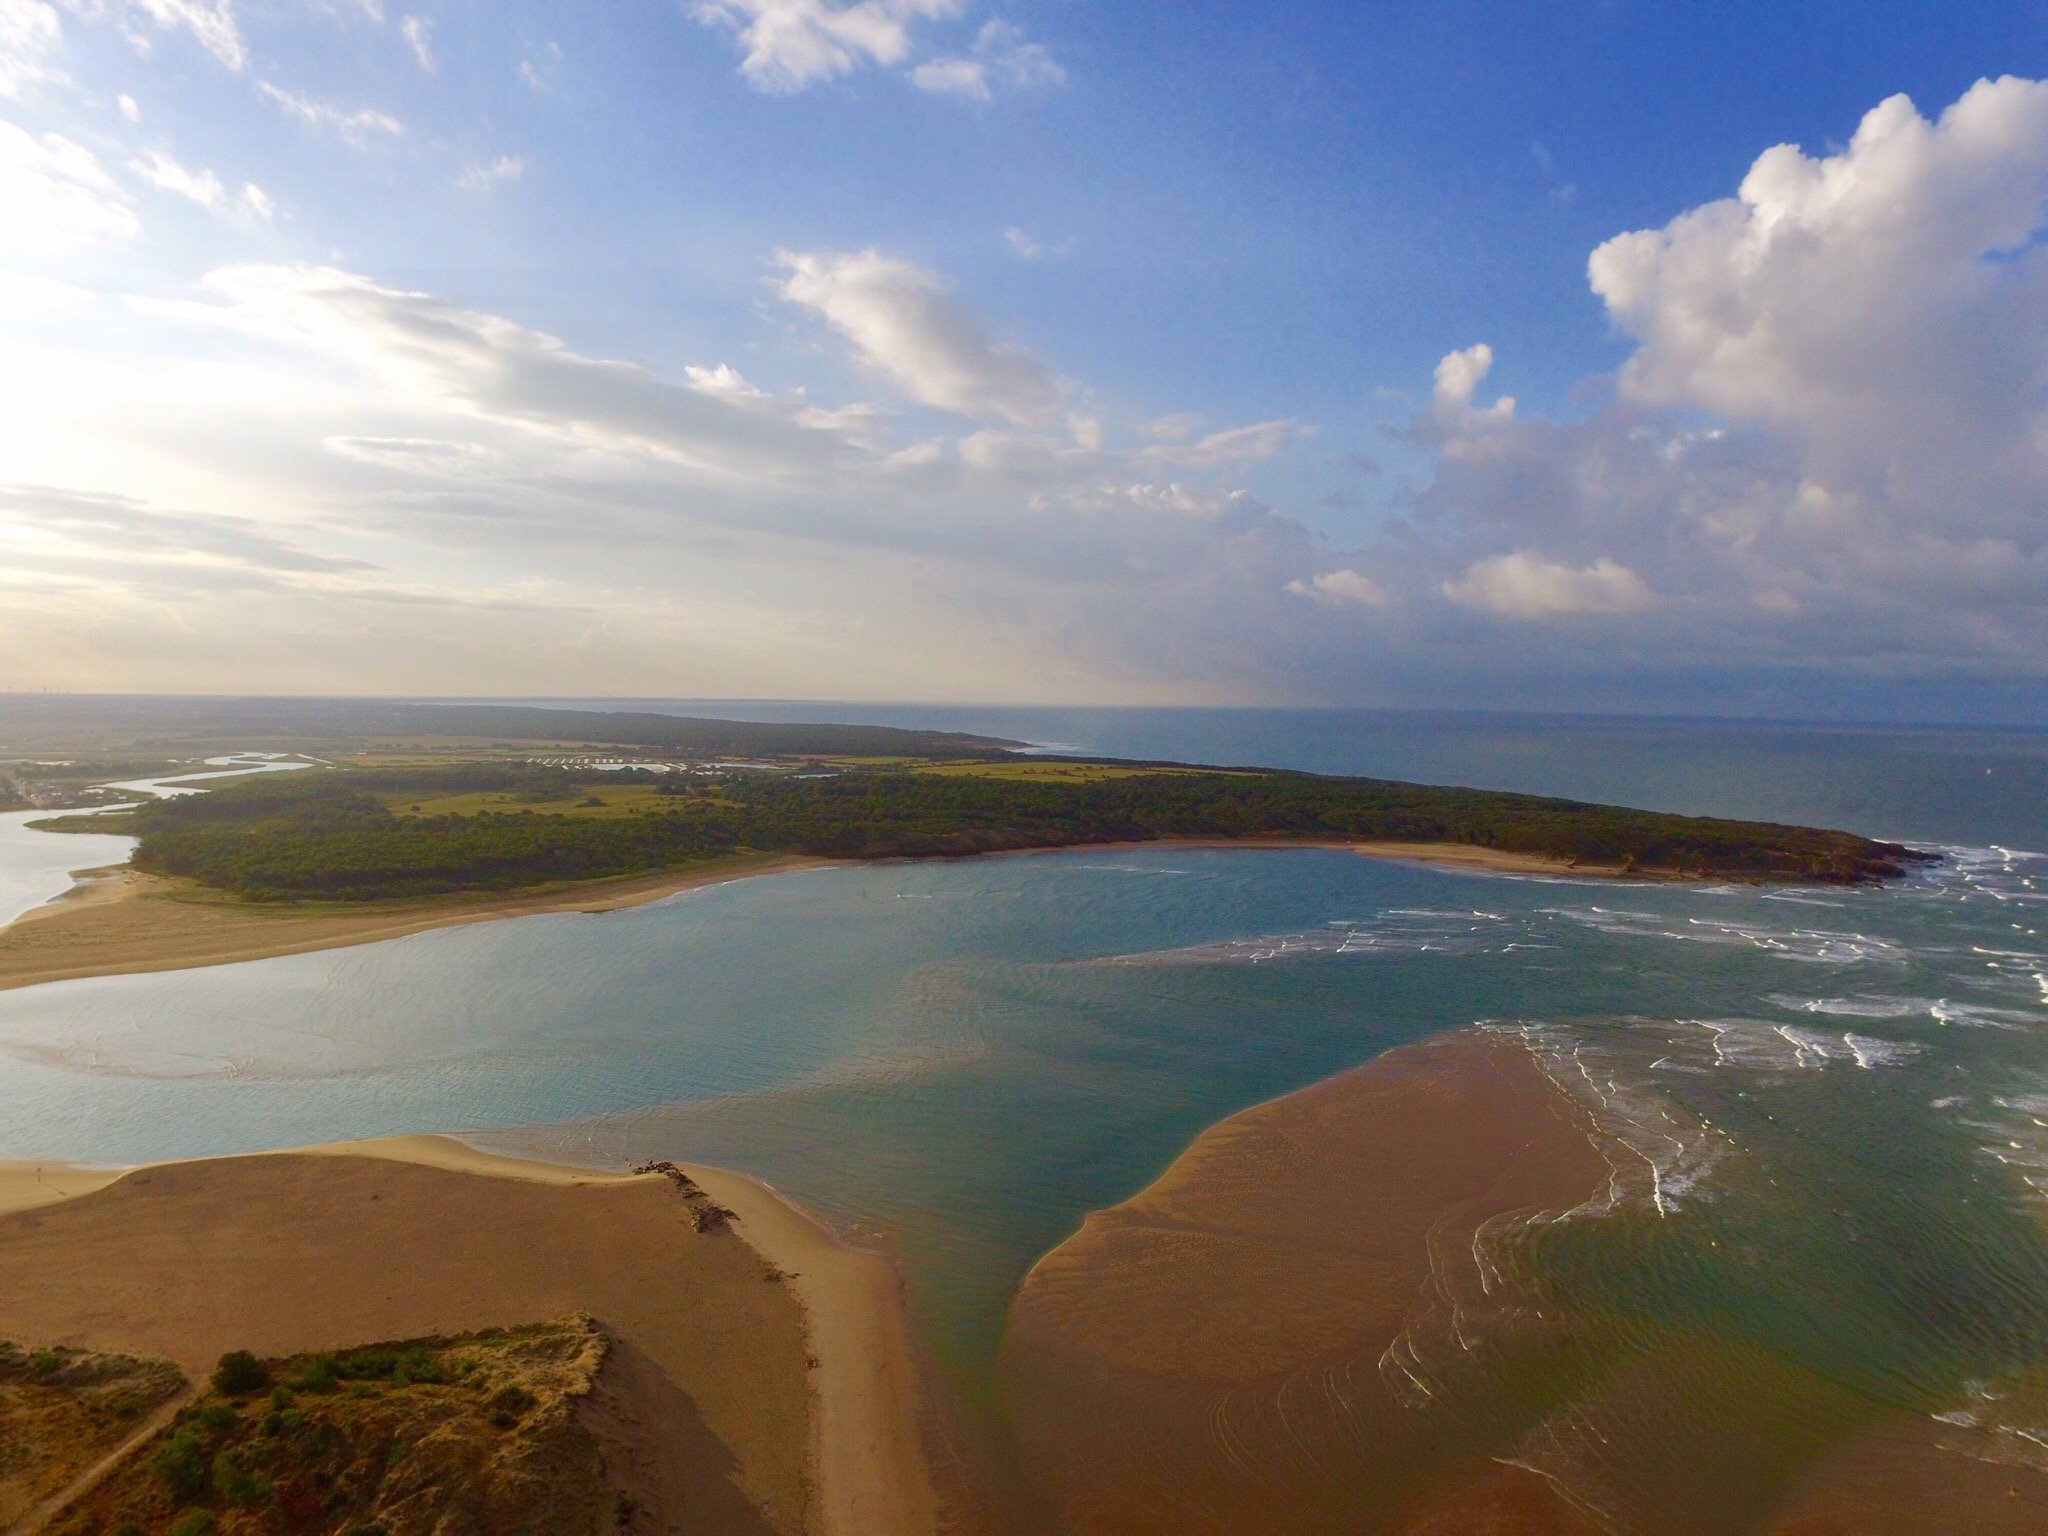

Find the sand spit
[[0, 855, 823, 994], [0, 1137, 936, 1536], [0, 838, 1638, 997], [998, 1028, 1617, 1536]]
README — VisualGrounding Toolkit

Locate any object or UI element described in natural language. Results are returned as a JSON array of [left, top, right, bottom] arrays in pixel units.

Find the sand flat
[[999, 1027, 1617, 1536], [0, 1137, 936, 1536]]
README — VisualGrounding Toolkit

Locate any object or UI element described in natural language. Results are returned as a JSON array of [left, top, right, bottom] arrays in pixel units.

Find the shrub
[[212, 1448, 271, 1507], [392, 1347, 447, 1387], [151, 1431, 209, 1498], [287, 1353, 339, 1393], [168, 1512, 215, 1536], [211, 1350, 269, 1395]]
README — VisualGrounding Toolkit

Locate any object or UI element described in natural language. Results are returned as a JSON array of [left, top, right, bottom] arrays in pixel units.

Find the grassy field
[[383, 785, 678, 819], [914, 760, 1240, 783]]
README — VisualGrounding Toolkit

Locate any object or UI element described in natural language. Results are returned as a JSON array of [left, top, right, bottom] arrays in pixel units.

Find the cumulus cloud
[[1442, 553, 1653, 619], [1391, 75, 2048, 683], [910, 18, 1061, 100], [0, 117, 135, 248], [691, 0, 959, 92], [1431, 342, 1511, 419], [779, 248, 1064, 425]]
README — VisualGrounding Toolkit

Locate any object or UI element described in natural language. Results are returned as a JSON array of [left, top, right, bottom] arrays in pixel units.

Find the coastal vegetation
[[36, 1318, 641, 1536], [123, 757, 1924, 901]]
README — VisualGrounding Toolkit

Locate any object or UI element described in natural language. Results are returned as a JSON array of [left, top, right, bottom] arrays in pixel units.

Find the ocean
[[1, 709, 2044, 1531]]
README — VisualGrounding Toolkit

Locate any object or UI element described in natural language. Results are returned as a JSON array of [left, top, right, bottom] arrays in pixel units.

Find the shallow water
[[1, 717, 2046, 1530], [0, 810, 137, 928]]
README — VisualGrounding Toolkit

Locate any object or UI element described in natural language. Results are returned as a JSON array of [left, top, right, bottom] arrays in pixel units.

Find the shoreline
[[0, 853, 828, 994], [0, 1133, 935, 1536], [0, 837, 1645, 995]]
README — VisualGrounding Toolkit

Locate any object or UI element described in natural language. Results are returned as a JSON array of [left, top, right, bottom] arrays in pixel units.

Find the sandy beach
[[0, 1136, 935, 1536]]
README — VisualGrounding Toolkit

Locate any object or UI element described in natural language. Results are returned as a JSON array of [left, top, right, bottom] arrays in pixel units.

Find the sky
[[2, 0, 2048, 718]]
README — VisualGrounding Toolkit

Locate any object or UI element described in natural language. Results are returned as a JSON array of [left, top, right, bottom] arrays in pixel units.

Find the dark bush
[[212, 1448, 271, 1507], [211, 1349, 269, 1395], [287, 1353, 339, 1393], [151, 1430, 209, 1498]]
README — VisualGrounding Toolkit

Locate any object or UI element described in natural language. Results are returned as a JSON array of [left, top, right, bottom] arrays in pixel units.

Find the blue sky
[[3, 1, 2048, 715]]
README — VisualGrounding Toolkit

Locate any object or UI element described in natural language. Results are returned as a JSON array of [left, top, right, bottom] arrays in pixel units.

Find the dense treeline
[[127, 762, 1925, 901]]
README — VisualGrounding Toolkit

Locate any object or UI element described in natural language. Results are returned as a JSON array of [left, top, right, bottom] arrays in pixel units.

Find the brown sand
[[0, 1138, 936, 1536], [0, 855, 823, 994], [998, 1028, 1616, 1536]]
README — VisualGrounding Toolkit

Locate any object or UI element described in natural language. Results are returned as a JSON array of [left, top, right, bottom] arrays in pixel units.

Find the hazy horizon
[[3, 3, 2046, 721]]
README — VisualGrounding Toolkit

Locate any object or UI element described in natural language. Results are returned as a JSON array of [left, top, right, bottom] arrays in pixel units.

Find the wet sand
[[0, 1137, 935, 1536], [998, 1027, 1618, 1536]]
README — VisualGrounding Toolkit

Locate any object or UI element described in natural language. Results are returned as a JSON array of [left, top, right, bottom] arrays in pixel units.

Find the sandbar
[[999, 1027, 1618, 1535], [0, 1135, 935, 1536]]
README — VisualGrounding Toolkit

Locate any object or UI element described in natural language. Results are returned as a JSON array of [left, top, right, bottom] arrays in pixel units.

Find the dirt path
[[8, 1389, 190, 1536]]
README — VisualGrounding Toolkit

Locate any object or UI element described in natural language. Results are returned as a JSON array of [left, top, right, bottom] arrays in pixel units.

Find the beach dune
[[0, 1138, 936, 1536]]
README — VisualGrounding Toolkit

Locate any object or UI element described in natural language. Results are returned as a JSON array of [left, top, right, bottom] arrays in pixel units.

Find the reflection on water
[[0, 840, 2046, 1528]]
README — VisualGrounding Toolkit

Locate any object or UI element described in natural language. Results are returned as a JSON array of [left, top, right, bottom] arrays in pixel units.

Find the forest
[[124, 760, 1926, 901]]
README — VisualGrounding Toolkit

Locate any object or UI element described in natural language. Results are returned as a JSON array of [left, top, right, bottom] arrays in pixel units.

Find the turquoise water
[[2, 713, 2046, 1527]]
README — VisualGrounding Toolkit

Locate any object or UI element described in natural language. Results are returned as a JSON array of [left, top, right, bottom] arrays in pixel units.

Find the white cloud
[[131, 147, 220, 207], [78, 0, 244, 70], [1432, 342, 1512, 419], [691, 0, 959, 92], [117, 92, 139, 120], [1443, 553, 1653, 619], [911, 18, 1061, 100], [131, 148, 271, 219], [1145, 419, 1303, 469], [257, 80, 403, 142], [0, 116, 135, 248], [400, 13, 431, 68], [0, 0, 60, 98], [1287, 568, 1388, 607], [779, 247, 1063, 425], [457, 154, 523, 190], [169, 262, 882, 482], [1387, 75, 2048, 682], [1589, 76, 2048, 533]]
